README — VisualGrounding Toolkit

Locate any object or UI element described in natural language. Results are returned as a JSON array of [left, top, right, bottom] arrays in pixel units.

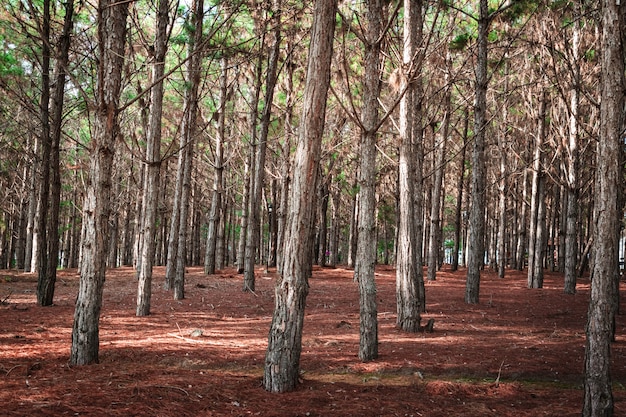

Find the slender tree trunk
[[244, 2, 281, 291], [451, 111, 468, 272], [583, 2, 624, 414], [465, 0, 488, 304], [564, 17, 581, 293], [276, 37, 295, 274], [355, 0, 384, 361], [496, 62, 509, 279], [528, 88, 547, 289], [516, 168, 528, 270], [166, 0, 203, 297], [396, 0, 422, 332], [204, 57, 228, 275], [427, 125, 446, 280], [136, 0, 169, 316], [38, 0, 73, 304], [35, 0, 51, 304], [263, 0, 336, 392], [70, 0, 128, 366]]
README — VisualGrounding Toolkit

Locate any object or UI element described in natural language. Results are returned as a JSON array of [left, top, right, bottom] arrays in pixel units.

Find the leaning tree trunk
[[244, 3, 281, 292], [355, 0, 384, 361], [136, 0, 169, 316], [582, 1, 624, 415], [395, 0, 422, 333], [263, 0, 336, 392], [70, 0, 128, 366], [204, 56, 228, 275], [465, 0, 488, 304]]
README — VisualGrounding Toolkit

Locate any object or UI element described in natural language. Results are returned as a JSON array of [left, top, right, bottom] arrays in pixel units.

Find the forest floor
[[1, 264, 626, 416]]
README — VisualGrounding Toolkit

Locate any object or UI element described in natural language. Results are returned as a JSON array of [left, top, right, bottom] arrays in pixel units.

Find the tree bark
[[204, 56, 228, 275], [582, 1, 624, 414], [451, 111, 468, 272], [70, 0, 128, 366], [136, 0, 170, 316], [527, 88, 547, 289], [564, 15, 580, 294], [355, 0, 384, 361], [35, 0, 51, 305], [263, 0, 336, 392], [166, 0, 203, 298], [465, 0, 488, 304], [244, 1, 281, 291], [395, 0, 422, 332]]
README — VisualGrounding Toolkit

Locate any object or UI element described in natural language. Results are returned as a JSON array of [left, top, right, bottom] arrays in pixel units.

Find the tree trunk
[[527, 88, 547, 289], [427, 125, 446, 280], [355, 0, 384, 361], [451, 111, 468, 272], [70, 0, 128, 366], [35, 0, 51, 304], [276, 37, 295, 274], [165, 0, 203, 298], [564, 16, 581, 293], [395, 0, 422, 332], [244, 3, 281, 291], [582, 1, 623, 414], [263, 0, 336, 392], [204, 56, 228, 275], [465, 0, 488, 304], [136, 0, 169, 316]]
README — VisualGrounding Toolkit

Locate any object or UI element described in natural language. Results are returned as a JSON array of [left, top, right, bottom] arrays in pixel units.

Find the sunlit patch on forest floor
[[1, 264, 625, 416]]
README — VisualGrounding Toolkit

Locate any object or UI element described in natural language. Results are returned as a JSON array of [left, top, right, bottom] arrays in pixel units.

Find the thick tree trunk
[[395, 0, 422, 332], [244, 3, 281, 291], [465, 0, 488, 304], [263, 0, 336, 392], [355, 0, 384, 361], [136, 0, 169, 316], [204, 57, 228, 275], [70, 0, 128, 366], [582, 1, 624, 414]]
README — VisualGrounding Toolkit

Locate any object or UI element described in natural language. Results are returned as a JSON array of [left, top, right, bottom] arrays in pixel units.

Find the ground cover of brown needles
[[1, 264, 626, 416]]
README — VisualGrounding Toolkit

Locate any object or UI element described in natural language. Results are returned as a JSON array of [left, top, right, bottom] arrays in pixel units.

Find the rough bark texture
[[395, 0, 421, 333], [263, 0, 336, 392], [70, 0, 128, 366], [166, 0, 203, 299], [244, 2, 281, 291], [582, 1, 624, 415], [137, 0, 169, 316], [204, 57, 227, 276], [451, 112, 467, 272], [35, 0, 51, 306], [355, 0, 384, 361], [527, 89, 547, 289], [465, 0, 488, 304], [563, 17, 580, 294]]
